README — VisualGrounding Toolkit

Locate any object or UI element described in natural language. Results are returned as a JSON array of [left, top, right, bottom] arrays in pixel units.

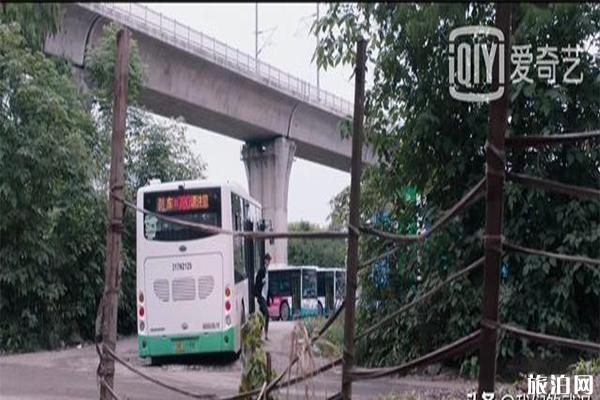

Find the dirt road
[[0, 321, 474, 399]]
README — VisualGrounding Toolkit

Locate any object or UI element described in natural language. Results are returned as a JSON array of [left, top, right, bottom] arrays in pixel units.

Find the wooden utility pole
[[99, 28, 130, 400], [341, 38, 367, 400], [478, 3, 511, 396]]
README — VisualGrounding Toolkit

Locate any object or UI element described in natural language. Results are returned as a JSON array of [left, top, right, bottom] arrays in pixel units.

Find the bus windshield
[[143, 187, 222, 241]]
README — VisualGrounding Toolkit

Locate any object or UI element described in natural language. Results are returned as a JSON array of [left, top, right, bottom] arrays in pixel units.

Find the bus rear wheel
[[279, 302, 290, 321], [149, 357, 162, 367]]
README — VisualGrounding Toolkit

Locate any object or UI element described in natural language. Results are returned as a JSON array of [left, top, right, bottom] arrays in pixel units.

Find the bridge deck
[[79, 3, 354, 118]]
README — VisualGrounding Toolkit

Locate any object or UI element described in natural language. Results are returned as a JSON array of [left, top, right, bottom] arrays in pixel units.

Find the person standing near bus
[[254, 253, 271, 340]]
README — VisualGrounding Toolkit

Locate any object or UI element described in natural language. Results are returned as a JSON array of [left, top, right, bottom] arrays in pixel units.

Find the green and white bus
[[136, 179, 263, 360], [267, 265, 321, 320]]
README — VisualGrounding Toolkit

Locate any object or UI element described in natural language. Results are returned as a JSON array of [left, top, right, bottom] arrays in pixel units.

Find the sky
[[139, 3, 362, 226]]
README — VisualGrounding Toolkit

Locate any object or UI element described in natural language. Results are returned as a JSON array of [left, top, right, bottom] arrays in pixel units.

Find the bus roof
[[137, 179, 259, 206], [317, 267, 346, 272], [268, 265, 345, 272], [268, 264, 319, 272]]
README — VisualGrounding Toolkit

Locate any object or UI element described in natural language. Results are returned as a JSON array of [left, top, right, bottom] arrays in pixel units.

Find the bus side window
[[232, 193, 245, 283]]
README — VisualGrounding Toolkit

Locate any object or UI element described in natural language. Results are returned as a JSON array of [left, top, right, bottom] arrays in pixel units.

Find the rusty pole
[[341, 38, 367, 400], [99, 28, 130, 400], [478, 3, 511, 396]]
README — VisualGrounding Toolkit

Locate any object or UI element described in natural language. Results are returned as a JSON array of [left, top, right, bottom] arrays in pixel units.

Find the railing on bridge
[[79, 2, 354, 118]]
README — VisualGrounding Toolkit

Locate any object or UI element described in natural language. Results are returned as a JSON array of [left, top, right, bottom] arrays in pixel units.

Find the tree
[[0, 3, 62, 50], [85, 22, 207, 333], [0, 22, 104, 351], [316, 3, 600, 373], [288, 221, 346, 268], [0, 16, 208, 351]]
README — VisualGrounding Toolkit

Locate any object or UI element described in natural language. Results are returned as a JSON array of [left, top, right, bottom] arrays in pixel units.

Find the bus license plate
[[174, 338, 196, 354], [175, 341, 184, 354]]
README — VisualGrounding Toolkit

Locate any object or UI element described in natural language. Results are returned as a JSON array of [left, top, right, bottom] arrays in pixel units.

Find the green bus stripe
[[138, 326, 236, 357]]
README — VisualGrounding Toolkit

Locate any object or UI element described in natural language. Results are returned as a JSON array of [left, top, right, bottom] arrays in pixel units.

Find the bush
[[303, 314, 345, 359], [239, 313, 276, 397]]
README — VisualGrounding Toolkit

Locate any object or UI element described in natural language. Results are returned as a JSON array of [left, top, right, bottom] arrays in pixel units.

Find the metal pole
[[477, 3, 511, 397], [341, 38, 367, 400], [99, 29, 130, 400]]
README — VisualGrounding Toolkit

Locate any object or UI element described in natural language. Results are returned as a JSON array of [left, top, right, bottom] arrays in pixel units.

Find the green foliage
[[568, 356, 600, 376], [0, 17, 206, 351], [85, 23, 145, 114], [0, 3, 62, 50], [303, 315, 345, 358], [239, 313, 276, 396], [0, 22, 103, 351], [318, 3, 600, 372], [288, 221, 346, 268]]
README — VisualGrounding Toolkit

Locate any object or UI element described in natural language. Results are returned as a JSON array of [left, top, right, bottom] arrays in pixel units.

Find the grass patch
[[302, 313, 345, 359], [568, 356, 600, 376]]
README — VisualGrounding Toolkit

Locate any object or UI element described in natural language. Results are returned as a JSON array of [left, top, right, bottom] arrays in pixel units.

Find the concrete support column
[[241, 137, 296, 265]]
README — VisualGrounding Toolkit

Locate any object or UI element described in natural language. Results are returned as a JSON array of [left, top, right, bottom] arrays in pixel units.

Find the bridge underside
[[45, 4, 372, 264], [139, 87, 357, 171], [45, 4, 373, 172]]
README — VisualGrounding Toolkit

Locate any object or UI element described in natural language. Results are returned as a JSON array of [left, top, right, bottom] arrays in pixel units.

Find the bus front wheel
[[279, 302, 290, 321], [149, 357, 162, 367]]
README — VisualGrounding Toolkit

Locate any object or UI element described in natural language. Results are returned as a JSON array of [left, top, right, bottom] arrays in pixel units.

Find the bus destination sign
[[156, 193, 209, 212]]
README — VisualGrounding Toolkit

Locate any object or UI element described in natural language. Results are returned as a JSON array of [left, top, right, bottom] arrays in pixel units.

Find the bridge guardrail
[[80, 2, 354, 118]]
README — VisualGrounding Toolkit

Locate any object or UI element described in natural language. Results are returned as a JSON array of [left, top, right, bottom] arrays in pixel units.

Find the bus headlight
[[225, 315, 231, 326]]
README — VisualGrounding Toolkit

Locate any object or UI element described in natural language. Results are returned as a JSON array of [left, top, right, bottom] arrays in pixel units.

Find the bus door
[[243, 218, 255, 315], [325, 272, 334, 312], [291, 270, 301, 318], [317, 270, 334, 314], [301, 268, 318, 316], [335, 270, 346, 309]]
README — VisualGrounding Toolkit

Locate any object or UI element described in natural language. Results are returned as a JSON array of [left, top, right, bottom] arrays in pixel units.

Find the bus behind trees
[[136, 180, 262, 361]]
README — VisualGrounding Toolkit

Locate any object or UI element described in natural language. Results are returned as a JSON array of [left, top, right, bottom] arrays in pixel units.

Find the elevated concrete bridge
[[45, 3, 372, 263]]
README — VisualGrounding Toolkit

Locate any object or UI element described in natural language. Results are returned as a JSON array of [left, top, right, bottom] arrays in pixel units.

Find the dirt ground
[[0, 321, 511, 400]]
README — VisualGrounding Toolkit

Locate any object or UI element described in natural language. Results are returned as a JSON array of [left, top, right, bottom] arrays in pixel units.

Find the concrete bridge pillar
[[241, 137, 296, 265]]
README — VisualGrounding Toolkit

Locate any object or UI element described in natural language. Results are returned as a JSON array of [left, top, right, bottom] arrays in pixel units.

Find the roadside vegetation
[[316, 3, 600, 375], [0, 6, 205, 352], [288, 221, 346, 269], [239, 313, 276, 397], [303, 315, 345, 359]]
